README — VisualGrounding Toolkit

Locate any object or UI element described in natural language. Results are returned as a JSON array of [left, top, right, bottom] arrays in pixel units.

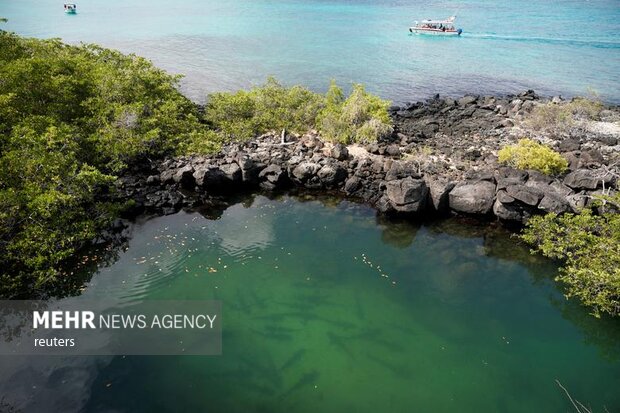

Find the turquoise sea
[[1, 0, 619, 103]]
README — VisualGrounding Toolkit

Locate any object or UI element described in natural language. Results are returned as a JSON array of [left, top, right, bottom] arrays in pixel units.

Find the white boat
[[64, 3, 77, 14], [409, 16, 462, 36]]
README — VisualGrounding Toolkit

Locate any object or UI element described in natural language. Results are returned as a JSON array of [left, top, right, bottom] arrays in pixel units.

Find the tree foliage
[[521, 195, 620, 317], [0, 31, 210, 297]]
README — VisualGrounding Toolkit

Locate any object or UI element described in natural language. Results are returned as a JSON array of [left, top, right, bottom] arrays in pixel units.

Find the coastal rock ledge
[[118, 91, 619, 223]]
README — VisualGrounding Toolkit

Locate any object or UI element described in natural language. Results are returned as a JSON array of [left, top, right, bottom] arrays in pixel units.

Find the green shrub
[[205, 79, 393, 144], [318, 82, 393, 144], [205, 77, 324, 141], [521, 195, 620, 317], [252, 77, 325, 135], [498, 138, 568, 175]]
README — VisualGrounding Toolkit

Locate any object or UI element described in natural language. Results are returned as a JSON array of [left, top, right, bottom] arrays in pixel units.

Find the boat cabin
[[409, 16, 462, 36]]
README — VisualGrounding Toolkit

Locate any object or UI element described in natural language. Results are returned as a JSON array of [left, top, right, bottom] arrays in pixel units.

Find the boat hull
[[409, 28, 461, 36]]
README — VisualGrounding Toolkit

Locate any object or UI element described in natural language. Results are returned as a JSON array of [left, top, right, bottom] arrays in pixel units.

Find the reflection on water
[[376, 215, 419, 249], [0, 195, 619, 413]]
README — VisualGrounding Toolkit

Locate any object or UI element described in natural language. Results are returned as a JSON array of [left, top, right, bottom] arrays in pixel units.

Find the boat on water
[[64, 3, 77, 14], [409, 16, 462, 36]]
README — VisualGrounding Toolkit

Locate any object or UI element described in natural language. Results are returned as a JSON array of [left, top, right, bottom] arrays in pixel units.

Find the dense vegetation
[[522, 194, 620, 317], [0, 29, 212, 297], [317, 81, 393, 143], [204, 78, 392, 143], [498, 138, 568, 175], [0, 29, 392, 298]]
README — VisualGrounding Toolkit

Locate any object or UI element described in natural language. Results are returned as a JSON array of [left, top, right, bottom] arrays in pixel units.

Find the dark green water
[[1, 195, 619, 412]]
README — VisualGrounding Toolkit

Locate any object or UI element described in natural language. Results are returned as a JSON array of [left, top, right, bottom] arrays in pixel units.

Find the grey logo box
[[0, 300, 222, 356]]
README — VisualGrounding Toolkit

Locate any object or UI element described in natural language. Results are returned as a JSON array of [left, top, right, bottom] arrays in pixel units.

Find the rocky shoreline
[[112, 90, 619, 235]]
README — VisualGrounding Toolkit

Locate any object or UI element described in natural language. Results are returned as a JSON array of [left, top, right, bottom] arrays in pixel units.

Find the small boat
[[64, 3, 77, 14], [409, 16, 462, 36]]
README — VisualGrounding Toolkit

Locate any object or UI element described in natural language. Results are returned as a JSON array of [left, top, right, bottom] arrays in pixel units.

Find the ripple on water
[[15, 196, 620, 413]]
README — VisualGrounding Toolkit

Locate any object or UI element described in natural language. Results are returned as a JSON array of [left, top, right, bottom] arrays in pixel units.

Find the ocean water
[[0, 196, 618, 412], [1, 0, 619, 103]]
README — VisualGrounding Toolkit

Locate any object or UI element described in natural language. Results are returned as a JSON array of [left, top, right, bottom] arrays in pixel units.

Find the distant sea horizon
[[1, 0, 619, 104]]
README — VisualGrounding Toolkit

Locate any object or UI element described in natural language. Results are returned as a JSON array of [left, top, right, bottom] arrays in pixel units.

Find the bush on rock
[[521, 194, 620, 318], [498, 138, 568, 175]]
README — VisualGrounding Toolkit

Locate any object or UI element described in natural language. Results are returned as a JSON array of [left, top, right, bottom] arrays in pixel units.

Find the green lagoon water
[[1, 195, 619, 412]]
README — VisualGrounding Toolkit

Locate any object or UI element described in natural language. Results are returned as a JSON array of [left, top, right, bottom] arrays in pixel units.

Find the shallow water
[[1, 195, 619, 412], [1, 0, 619, 103]]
